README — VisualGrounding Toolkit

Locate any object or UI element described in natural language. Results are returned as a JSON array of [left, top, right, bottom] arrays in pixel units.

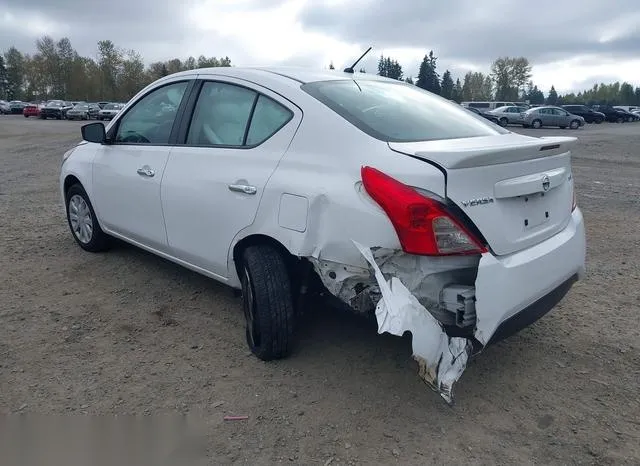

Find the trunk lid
[[389, 133, 576, 256]]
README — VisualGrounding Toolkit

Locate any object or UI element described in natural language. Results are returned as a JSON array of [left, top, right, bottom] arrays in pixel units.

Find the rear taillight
[[361, 166, 487, 256]]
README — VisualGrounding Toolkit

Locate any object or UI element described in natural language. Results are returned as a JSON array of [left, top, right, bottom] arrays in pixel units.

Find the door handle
[[228, 184, 257, 195], [137, 166, 155, 177]]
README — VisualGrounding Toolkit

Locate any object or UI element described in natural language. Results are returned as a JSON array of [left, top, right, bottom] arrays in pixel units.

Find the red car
[[23, 103, 42, 118]]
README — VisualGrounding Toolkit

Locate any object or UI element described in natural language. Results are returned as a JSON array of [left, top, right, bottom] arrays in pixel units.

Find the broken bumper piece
[[354, 241, 472, 405]]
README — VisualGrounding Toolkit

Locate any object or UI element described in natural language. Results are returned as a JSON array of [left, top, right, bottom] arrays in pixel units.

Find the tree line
[[0, 36, 231, 102], [2, 35, 639, 107], [372, 52, 640, 106]]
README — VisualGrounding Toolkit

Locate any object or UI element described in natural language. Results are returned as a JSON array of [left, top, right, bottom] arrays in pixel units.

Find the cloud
[[1, 0, 639, 91]]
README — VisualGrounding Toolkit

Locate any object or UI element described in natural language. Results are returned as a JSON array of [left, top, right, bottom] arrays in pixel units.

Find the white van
[[462, 101, 517, 110], [614, 106, 639, 113]]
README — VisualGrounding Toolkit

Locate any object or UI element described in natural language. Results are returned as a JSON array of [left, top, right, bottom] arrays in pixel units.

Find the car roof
[[167, 66, 396, 85]]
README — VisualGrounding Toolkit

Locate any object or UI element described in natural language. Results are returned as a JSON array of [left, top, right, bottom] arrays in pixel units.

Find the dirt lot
[[1, 116, 639, 465]]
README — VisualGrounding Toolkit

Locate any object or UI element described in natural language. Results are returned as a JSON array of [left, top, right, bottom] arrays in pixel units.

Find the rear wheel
[[569, 120, 580, 129], [616, 116, 624, 123], [532, 119, 542, 129], [241, 245, 295, 361], [65, 184, 111, 252], [24, 114, 28, 118], [595, 118, 603, 124]]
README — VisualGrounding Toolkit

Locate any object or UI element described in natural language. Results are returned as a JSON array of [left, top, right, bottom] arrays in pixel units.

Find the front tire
[[499, 117, 508, 127], [532, 119, 542, 129], [241, 245, 295, 361], [65, 184, 111, 252], [569, 120, 580, 129]]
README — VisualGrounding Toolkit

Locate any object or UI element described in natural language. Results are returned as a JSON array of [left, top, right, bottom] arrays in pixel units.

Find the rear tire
[[616, 117, 624, 124], [595, 118, 603, 124], [24, 114, 28, 118], [241, 245, 295, 361], [532, 119, 542, 129], [65, 183, 111, 252]]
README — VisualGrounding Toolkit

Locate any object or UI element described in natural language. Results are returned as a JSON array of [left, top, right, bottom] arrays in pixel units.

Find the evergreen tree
[[527, 84, 545, 104], [377, 55, 403, 80], [452, 78, 463, 103], [405, 76, 414, 85], [440, 70, 454, 99], [377, 55, 386, 76], [547, 85, 558, 105], [359, 68, 366, 73], [0, 56, 7, 99], [416, 51, 440, 94], [329, 61, 335, 70]]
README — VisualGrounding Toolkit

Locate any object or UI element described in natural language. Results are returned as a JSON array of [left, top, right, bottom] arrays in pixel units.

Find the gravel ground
[[1, 116, 639, 465]]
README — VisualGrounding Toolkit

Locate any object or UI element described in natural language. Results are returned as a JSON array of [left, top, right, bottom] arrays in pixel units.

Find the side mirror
[[81, 122, 107, 143]]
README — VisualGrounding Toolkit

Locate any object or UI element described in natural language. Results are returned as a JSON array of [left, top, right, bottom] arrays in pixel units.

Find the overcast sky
[[2, 0, 639, 93]]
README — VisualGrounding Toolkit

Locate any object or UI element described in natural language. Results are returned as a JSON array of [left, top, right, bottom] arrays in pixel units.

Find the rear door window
[[246, 95, 293, 146], [187, 82, 257, 147]]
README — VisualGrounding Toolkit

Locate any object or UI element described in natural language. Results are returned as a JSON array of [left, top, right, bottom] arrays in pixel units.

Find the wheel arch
[[231, 233, 301, 288], [63, 174, 82, 200]]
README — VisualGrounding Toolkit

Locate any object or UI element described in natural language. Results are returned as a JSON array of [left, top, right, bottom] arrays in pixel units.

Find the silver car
[[523, 106, 585, 129], [97, 102, 125, 120], [487, 105, 528, 126]]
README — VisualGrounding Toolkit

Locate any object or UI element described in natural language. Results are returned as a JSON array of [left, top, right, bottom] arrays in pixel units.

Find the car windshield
[[74, 105, 89, 110], [104, 103, 122, 110], [47, 102, 63, 107], [302, 79, 508, 142]]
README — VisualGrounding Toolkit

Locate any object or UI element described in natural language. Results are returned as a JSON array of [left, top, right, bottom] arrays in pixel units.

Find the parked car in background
[[561, 105, 605, 124], [97, 102, 125, 120], [97, 101, 110, 109], [0, 100, 11, 114], [523, 106, 585, 129], [9, 100, 27, 114], [40, 100, 74, 120], [66, 103, 101, 120], [465, 106, 500, 124], [614, 108, 639, 122], [487, 105, 528, 126], [23, 103, 42, 118], [60, 67, 586, 402], [591, 105, 629, 123]]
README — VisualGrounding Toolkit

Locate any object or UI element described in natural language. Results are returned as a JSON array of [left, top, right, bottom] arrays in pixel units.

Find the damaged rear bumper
[[346, 209, 586, 404]]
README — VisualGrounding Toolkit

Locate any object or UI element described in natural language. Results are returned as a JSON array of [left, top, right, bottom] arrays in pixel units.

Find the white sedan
[[60, 67, 586, 403]]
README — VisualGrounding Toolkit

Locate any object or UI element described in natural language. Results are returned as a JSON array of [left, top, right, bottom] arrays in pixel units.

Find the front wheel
[[241, 245, 295, 361], [569, 120, 580, 129], [65, 184, 111, 252], [499, 117, 508, 127], [595, 118, 603, 124], [532, 119, 542, 129], [616, 117, 624, 124], [24, 114, 28, 118]]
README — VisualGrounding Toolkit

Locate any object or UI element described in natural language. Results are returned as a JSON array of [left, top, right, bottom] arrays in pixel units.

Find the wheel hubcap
[[68, 194, 93, 244], [242, 268, 260, 348]]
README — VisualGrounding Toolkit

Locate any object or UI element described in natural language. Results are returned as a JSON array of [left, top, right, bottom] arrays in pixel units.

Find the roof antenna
[[343, 46, 372, 74]]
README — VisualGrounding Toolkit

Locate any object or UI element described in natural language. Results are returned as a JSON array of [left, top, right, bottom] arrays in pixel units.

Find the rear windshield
[[302, 80, 507, 142]]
